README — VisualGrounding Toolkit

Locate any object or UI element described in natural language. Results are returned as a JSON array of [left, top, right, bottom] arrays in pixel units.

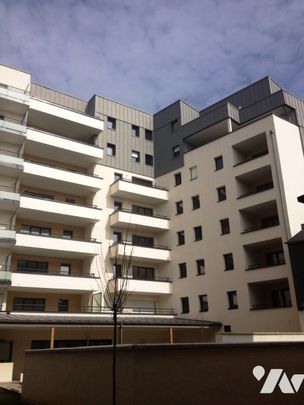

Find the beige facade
[[0, 64, 304, 380]]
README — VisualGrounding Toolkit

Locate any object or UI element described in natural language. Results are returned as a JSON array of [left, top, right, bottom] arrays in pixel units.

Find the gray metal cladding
[[31, 83, 88, 114], [269, 78, 282, 94], [154, 101, 181, 130], [239, 91, 285, 123], [180, 101, 199, 125]]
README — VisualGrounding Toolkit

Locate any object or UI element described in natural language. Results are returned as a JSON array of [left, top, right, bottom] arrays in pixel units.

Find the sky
[[0, 0, 303, 113]]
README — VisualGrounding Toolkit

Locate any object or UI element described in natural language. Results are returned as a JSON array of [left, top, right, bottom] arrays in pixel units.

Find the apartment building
[[0, 64, 304, 380]]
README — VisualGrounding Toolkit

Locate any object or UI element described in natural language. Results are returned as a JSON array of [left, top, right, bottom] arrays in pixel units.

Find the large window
[[58, 299, 69, 312], [0, 341, 12, 362], [132, 235, 153, 247], [180, 297, 189, 313], [133, 266, 154, 280], [194, 226, 203, 241], [13, 297, 45, 312], [132, 205, 153, 216], [227, 291, 238, 310], [192, 195, 200, 210], [177, 231, 185, 246], [266, 251, 285, 266], [107, 116, 116, 130], [60, 264, 71, 276], [179, 262, 187, 278], [220, 218, 230, 235], [20, 224, 51, 237], [17, 260, 48, 273], [113, 232, 122, 243], [272, 288, 291, 308], [199, 294, 208, 312], [217, 186, 227, 202], [196, 259, 205, 275], [224, 253, 234, 271]]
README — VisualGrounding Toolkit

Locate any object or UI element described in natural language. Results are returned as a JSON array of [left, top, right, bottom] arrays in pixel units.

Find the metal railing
[[111, 240, 170, 251], [21, 192, 100, 210], [110, 208, 169, 220], [246, 261, 286, 271], [13, 268, 97, 278], [111, 275, 172, 283], [18, 229, 99, 243], [0, 147, 23, 158], [25, 159, 102, 179], [233, 151, 268, 167], [110, 177, 168, 191], [241, 222, 279, 234], [0, 82, 30, 95], [0, 223, 16, 230], [250, 303, 292, 310], [237, 184, 274, 199]]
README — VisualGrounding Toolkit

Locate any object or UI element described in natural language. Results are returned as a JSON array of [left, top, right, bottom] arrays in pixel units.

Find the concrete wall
[[22, 342, 304, 405]]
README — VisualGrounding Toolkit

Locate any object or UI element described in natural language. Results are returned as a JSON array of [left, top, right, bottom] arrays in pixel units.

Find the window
[[131, 125, 140, 137], [189, 166, 198, 180], [0, 341, 12, 362], [272, 288, 291, 308], [227, 291, 238, 309], [60, 264, 71, 276], [180, 297, 189, 313], [171, 119, 178, 132], [194, 226, 203, 241], [220, 218, 230, 235], [132, 177, 152, 187], [107, 116, 116, 130], [215, 156, 223, 171], [196, 259, 205, 275], [175, 200, 183, 215], [114, 201, 122, 211], [113, 264, 122, 278], [192, 195, 200, 210], [217, 186, 227, 202], [131, 150, 140, 163], [172, 145, 180, 158], [106, 143, 116, 156], [58, 299, 69, 312], [265, 251, 285, 266], [17, 260, 48, 273], [174, 172, 182, 186], [145, 129, 153, 141], [224, 325, 231, 332], [179, 263, 187, 278], [132, 235, 153, 247], [261, 215, 279, 228], [133, 266, 154, 280], [114, 172, 122, 181], [199, 294, 208, 312], [113, 232, 122, 243], [256, 182, 273, 192], [177, 231, 185, 245], [224, 253, 234, 271], [63, 230, 73, 239], [145, 154, 153, 166], [20, 224, 51, 237], [13, 297, 45, 312], [132, 205, 153, 216]]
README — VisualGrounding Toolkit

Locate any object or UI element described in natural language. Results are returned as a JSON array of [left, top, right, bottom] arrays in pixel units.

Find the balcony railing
[[0, 148, 23, 158], [111, 240, 170, 251], [110, 208, 169, 220], [250, 303, 292, 310], [0, 82, 30, 96], [111, 275, 172, 283], [241, 222, 279, 234], [237, 183, 274, 199], [18, 229, 98, 243], [13, 268, 97, 278], [246, 260, 286, 271], [0, 265, 12, 285], [0, 116, 27, 133], [8, 305, 175, 315], [110, 177, 168, 191], [233, 151, 268, 167], [21, 192, 100, 210], [24, 159, 102, 179]]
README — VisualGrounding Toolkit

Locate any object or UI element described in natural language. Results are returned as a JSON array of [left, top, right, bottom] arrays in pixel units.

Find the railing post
[[169, 327, 174, 344], [50, 327, 55, 350]]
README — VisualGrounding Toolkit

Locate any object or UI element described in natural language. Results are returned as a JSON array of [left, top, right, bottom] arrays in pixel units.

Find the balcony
[[233, 132, 269, 168], [0, 185, 19, 210], [26, 128, 103, 168], [19, 194, 101, 225], [11, 271, 99, 293], [110, 179, 168, 205], [0, 149, 23, 176], [0, 83, 30, 114], [0, 225, 16, 247], [110, 241, 171, 263], [0, 116, 27, 144], [14, 232, 100, 258], [22, 160, 103, 196], [107, 276, 172, 295], [109, 209, 169, 232], [0, 266, 12, 286], [248, 279, 292, 311], [29, 97, 104, 139]]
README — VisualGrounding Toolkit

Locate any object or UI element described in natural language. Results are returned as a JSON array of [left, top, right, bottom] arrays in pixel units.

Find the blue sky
[[0, 0, 303, 112]]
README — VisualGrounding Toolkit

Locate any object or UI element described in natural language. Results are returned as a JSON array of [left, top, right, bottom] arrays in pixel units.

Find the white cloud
[[0, 0, 303, 112]]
